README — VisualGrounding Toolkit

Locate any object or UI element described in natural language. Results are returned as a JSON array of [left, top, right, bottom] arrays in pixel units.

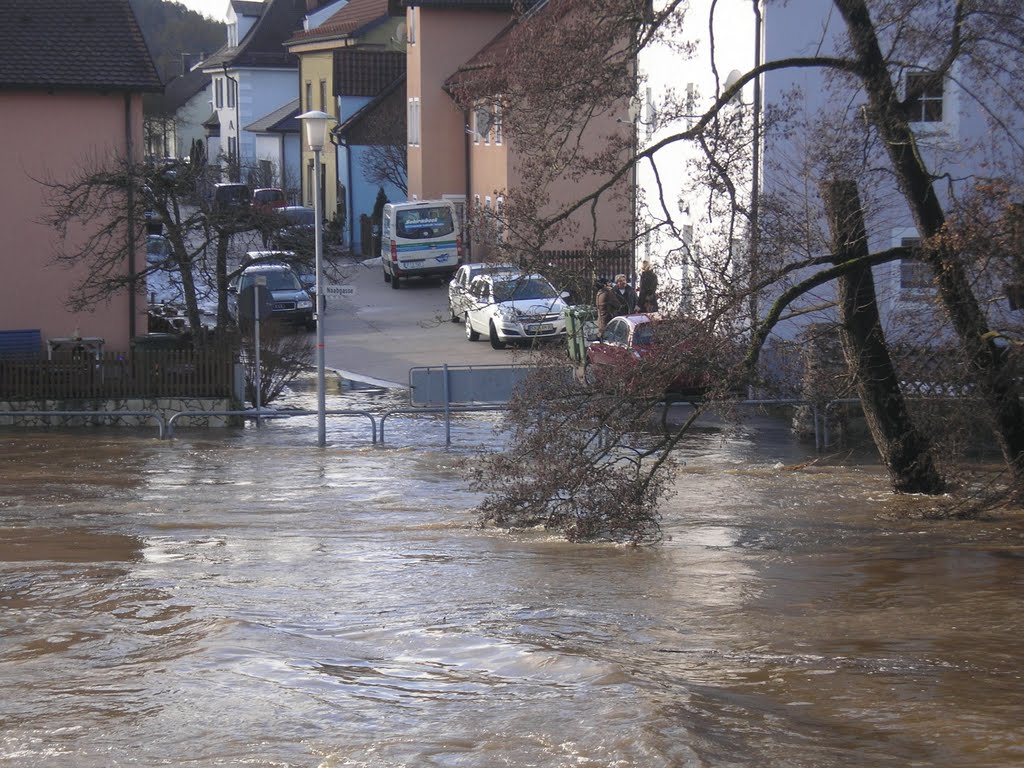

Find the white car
[[464, 271, 570, 349], [447, 262, 515, 322]]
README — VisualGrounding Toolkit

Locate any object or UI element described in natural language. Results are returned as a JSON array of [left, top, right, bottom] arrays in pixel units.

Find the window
[[899, 237, 932, 293], [905, 72, 943, 123], [473, 104, 491, 144], [305, 81, 313, 112], [493, 104, 503, 145], [408, 98, 421, 146], [227, 77, 236, 109], [227, 136, 237, 162], [319, 80, 327, 112], [215, 77, 224, 108], [408, 8, 416, 45]]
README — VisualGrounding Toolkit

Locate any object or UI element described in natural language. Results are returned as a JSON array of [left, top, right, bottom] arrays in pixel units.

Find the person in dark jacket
[[637, 260, 659, 312], [608, 273, 637, 317]]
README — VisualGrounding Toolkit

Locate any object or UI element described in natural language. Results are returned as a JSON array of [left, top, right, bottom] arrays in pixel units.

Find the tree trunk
[[823, 179, 945, 494], [216, 230, 231, 330], [834, 0, 1024, 487]]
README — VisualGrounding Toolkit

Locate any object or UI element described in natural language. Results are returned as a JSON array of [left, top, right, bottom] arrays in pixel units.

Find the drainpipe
[[749, 0, 763, 328], [463, 107, 472, 256], [223, 65, 240, 181], [332, 132, 355, 253], [125, 92, 137, 340]]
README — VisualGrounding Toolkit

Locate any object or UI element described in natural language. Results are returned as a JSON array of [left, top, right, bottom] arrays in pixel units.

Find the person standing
[[595, 277, 614, 336], [609, 273, 637, 317], [637, 260, 659, 312]]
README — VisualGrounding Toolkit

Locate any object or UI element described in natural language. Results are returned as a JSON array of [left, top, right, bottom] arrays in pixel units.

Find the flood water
[[1, 384, 1022, 767]]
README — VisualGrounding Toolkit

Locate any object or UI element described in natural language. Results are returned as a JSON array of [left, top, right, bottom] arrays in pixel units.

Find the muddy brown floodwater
[[1, 386, 1022, 767]]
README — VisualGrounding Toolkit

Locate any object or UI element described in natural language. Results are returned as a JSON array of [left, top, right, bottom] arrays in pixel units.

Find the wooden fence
[[0, 348, 238, 401]]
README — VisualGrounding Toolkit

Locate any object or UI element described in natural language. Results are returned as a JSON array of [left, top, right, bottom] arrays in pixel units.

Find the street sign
[[323, 284, 355, 298]]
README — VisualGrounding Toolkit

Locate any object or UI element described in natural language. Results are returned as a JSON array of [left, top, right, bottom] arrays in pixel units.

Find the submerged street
[[2, 382, 1023, 766]]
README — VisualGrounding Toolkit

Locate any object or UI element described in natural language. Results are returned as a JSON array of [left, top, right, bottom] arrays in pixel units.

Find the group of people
[[595, 261, 659, 335]]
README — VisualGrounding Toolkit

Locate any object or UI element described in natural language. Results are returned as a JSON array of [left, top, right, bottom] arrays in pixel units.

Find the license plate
[[527, 323, 554, 334], [404, 259, 425, 266]]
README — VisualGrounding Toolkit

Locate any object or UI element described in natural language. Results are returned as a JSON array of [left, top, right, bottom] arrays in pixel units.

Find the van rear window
[[395, 207, 455, 239]]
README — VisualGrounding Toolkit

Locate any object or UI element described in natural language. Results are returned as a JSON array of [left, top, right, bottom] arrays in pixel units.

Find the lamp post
[[298, 110, 335, 447]]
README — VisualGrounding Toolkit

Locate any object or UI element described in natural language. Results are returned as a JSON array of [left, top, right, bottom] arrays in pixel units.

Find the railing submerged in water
[[0, 348, 238, 400]]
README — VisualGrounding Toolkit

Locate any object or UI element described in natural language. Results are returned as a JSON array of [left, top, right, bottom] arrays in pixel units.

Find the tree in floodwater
[[454, 0, 1024, 539]]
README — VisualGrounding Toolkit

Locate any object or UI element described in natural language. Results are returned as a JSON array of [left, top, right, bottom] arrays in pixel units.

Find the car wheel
[[391, 274, 401, 289], [383, 269, 391, 283], [465, 314, 480, 341], [489, 321, 507, 350]]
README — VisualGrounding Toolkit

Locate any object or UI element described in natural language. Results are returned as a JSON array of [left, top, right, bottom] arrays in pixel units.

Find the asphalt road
[[319, 257, 531, 388]]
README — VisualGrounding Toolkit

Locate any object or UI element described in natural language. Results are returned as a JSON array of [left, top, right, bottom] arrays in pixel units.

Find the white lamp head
[[297, 110, 334, 152]]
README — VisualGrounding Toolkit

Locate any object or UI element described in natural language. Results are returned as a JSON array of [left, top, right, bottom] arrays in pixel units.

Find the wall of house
[[348, 144, 405, 255], [299, 52, 339, 216], [0, 91, 146, 352], [175, 86, 212, 159], [407, 7, 512, 201]]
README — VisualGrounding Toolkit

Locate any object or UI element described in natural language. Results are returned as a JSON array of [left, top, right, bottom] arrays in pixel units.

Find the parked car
[[464, 270, 570, 349], [229, 262, 315, 330], [448, 262, 517, 322], [269, 206, 316, 256], [252, 187, 286, 214], [146, 234, 171, 264], [586, 314, 724, 397], [212, 182, 251, 213]]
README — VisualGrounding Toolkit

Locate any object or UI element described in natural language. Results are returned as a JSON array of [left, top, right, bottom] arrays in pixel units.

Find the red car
[[586, 313, 721, 397], [252, 187, 286, 214]]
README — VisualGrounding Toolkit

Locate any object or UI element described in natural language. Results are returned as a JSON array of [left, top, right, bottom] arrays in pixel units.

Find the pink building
[[402, 0, 632, 259], [0, 0, 162, 354]]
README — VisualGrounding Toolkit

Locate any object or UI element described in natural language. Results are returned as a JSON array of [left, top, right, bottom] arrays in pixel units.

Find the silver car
[[464, 271, 570, 349]]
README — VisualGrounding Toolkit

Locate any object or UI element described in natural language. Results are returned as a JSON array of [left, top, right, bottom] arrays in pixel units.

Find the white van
[[381, 200, 463, 289]]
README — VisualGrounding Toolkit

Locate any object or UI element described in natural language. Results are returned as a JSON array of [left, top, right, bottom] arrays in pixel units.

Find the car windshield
[[282, 208, 314, 226], [396, 207, 455, 239], [493, 277, 558, 303], [240, 270, 301, 292], [254, 189, 284, 203]]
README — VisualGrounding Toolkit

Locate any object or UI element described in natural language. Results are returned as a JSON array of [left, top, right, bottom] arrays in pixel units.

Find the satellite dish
[[392, 21, 407, 45], [724, 69, 745, 103]]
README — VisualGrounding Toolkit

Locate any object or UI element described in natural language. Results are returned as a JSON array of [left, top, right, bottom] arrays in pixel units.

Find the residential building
[[143, 65, 213, 161], [638, 0, 1022, 345], [407, 0, 632, 261], [285, 0, 406, 249], [0, 0, 162, 351], [200, 0, 312, 185], [244, 99, 302, 199]]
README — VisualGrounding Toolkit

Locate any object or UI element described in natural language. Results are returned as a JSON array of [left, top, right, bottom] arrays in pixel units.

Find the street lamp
[[298, 109, 335, 447]]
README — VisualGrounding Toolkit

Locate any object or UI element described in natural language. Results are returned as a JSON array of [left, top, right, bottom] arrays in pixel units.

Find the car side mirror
[[560, 291, 570, 300]]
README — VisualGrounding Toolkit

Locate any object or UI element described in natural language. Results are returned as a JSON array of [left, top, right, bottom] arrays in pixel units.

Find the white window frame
[[905, 71, 944, 124], [408, 97, 421, 146]]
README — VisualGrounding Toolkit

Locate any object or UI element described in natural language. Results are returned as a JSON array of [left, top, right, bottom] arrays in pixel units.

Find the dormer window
[[904, 72, 943, 123]]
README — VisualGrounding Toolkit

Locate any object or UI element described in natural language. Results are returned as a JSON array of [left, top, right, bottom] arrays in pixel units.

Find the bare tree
[[453, 0, 1024, 538]]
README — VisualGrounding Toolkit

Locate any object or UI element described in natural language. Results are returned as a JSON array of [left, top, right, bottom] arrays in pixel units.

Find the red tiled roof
[[0, 0, 162, 92], [287, 0, 393, 44]]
